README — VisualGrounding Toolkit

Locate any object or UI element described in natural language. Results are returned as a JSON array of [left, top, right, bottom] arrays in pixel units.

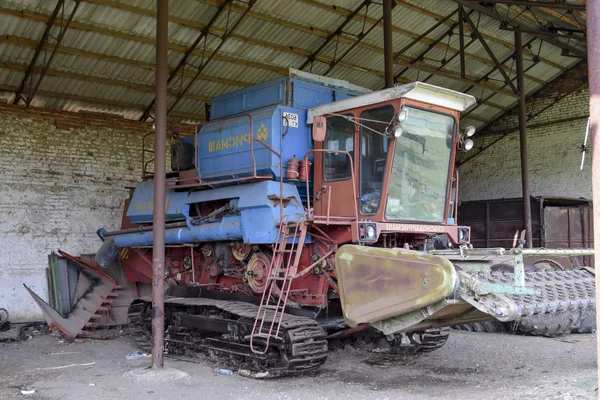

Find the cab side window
[[323, 115, 355, 181]]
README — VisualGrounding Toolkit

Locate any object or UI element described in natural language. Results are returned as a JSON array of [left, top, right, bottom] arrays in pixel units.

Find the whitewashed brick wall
[[458, 89, 591, 202], [0, 105, 191, 321]]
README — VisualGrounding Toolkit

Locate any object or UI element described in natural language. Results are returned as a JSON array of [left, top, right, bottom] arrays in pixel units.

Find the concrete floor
[[0, 330, 597, 400]]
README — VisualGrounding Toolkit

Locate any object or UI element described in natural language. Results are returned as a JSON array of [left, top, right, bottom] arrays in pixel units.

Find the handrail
[[304, 149, 358, 225], [141, 131, 155, 178]]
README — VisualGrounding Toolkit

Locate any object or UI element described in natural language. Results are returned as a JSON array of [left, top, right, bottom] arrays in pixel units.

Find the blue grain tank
[[96, 70, 370, 259], [181, 68, 369, 183]]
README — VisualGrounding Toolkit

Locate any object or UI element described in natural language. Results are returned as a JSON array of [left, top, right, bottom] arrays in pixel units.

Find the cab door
[[312, 114, 357, 221]]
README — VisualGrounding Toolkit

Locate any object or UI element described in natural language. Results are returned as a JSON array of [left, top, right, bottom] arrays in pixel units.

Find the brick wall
[[0, 103, 196, 321], [458, 89, 591, 202]]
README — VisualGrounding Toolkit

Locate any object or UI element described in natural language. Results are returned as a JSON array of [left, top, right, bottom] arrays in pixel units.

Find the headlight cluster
[[360, 223, 378, 242], [457, 227, 469, 244]]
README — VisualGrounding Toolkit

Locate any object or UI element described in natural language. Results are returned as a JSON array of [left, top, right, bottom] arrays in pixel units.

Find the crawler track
[[128, 297, 328, 377]]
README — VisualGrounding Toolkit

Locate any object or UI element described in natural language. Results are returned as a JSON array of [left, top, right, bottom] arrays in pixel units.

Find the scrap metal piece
[[24, 251, 117, 340]]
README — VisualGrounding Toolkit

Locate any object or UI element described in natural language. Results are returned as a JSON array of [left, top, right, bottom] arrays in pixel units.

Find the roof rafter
[[321, 1, 397, 76], [468, 1, 585, 11], [462, 9, 519, 94], [299, 0, 371, 71], [394, 0, 565, 71], [1, 61, 210, 102], [140, 0, 234, 121], [0, 35, 254, 88], [393, 58, 518, 98], [14, 0, 81, 106], [78, 0, 547, 84], [453, 0, 587, 58], [458, 36, 538, 117], [164, 0, 258, 118], [0, 84, 202, 121]]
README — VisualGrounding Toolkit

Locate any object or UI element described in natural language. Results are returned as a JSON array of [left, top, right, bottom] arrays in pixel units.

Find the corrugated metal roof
[[0, 0, 587, 129]]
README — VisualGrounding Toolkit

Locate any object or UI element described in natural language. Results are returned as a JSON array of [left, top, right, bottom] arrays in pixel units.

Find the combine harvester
[[43, 70, 598, 375]]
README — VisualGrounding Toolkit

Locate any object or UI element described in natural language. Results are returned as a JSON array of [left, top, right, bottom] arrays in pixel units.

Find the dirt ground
[[0, 329, 596, 400]]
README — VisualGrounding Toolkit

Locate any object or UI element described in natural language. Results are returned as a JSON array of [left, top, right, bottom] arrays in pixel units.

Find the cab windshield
[[385, 107, 455, 222]]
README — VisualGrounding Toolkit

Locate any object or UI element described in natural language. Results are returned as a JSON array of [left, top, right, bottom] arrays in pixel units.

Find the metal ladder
[[249, 215, 307, 354]]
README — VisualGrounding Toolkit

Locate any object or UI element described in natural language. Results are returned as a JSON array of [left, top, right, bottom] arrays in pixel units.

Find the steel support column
[[151, 0, 168, 369], [458, 5, 466, 79], [383, 0, 394, 88], [515, 31, 532, 248], [585, 0, 600, 377]]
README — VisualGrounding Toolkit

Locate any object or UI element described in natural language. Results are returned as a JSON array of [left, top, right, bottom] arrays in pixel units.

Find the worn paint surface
[[335, 245, 457, 326]]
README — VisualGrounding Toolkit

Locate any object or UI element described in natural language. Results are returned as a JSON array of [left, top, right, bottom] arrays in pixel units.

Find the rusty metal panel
[[335, 245, 457, 327]]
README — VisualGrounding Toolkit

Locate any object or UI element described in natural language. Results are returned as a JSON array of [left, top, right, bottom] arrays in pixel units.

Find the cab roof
[[307, 82, 477, 124]]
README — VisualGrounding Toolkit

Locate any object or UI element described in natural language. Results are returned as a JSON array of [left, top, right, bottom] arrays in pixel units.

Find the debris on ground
[[125, 351, 149, 360]]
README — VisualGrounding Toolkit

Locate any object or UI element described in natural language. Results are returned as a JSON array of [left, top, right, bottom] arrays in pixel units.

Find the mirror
[[312, 115, 326, 142]]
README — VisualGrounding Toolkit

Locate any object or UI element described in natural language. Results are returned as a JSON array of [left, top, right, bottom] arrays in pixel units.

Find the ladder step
[[102, 299, 114, 305], [107, 292, 119, 298], [252, 332, 283, 340], [261, 304, 284, 310], [96, 306, 110, 312]]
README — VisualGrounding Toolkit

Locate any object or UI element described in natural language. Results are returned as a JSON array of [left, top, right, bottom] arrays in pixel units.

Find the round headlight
[[465, 125, 476, 137], [366, 225, 376, 239], [393, 125, 403, 138], [396, 109, 407, 122], [463, 138, 474, 151]]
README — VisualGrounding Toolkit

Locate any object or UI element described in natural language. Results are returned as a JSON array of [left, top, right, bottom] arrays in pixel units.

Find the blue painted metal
[[194, 75, 363, 185], [209, 76, 362, 120], [113, 215, 243, 247], [126, 181, 189, 224], [120, 181, 308, 245]]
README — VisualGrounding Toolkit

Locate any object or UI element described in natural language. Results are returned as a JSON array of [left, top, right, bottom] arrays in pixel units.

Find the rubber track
[[127, 297, 328, 376]]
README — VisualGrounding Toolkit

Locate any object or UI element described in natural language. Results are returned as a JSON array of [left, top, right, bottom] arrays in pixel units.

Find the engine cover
[[335, 245, 458, 327]]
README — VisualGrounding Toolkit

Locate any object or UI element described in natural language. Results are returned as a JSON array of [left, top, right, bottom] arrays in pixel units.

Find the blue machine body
[[120, 180, 307, 246], [192, 76, 363, 183], [112, 73, 366, 248]]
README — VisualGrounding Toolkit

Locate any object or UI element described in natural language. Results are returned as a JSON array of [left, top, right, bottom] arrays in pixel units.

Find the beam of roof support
[[459, 36, 538, 118], [14, 0, 81, 106], [140, 0, 233, 121], [459, 6, 466, 79], [392, 14, 464, 86], [0, 35, 253, 88], [3, 3, 545, 87], [453, 0, 587, 58], [468, 1, 585, 11], [396, 0, 566, 71], [393, 58, 518, 98], [0, 84, 203, 121], [0, 61, 210, 102], [494, 2, 584, 33], [324, 2, 397, 76], [393, 9, 459, 61], [462, 10, 519, 94], [299, 0, 371, 71], [164, 0, 257, 118]]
